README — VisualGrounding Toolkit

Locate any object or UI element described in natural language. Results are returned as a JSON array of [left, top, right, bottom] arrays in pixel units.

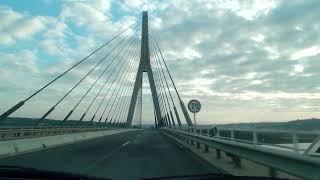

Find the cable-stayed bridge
[[0, 12, 319, 180]]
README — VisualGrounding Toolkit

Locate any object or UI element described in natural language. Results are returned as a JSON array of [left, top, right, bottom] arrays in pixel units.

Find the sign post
[[187, 99, 201, 127]]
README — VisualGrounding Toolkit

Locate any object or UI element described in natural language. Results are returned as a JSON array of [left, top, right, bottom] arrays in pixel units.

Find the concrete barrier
[[0, 129, 137, 157]]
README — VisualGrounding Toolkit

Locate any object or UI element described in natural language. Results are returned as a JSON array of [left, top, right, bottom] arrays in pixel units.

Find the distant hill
[[211, 118, 320, 131], [1, 117, 103, 127]]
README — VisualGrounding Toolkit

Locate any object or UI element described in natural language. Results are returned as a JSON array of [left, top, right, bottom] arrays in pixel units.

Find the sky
[[1, 0, 320, 125]]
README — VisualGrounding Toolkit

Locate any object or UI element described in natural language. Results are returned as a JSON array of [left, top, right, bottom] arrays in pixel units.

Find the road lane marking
[[83, 140, 133, 173], [122, 141, 130, 146]]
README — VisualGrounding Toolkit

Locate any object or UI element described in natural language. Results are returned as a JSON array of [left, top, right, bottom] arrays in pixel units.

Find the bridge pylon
[[126, 11, 164, 127]]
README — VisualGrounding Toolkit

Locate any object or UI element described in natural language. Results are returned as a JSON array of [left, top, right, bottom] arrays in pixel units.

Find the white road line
[[83, 141, 131, 172], [122, 141, 130, 146]]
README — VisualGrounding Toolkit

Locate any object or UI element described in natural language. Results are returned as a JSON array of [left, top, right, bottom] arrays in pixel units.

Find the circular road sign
[[188, 99, 201, 113]]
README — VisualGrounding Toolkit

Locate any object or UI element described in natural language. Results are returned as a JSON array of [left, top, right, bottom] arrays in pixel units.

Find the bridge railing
[[162, 127, 320, 179], [0, 126, 114, 141], [170, 126, 320, 153]]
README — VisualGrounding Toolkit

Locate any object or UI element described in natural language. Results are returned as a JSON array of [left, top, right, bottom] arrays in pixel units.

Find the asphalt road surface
[[0, 129, 219, 179]]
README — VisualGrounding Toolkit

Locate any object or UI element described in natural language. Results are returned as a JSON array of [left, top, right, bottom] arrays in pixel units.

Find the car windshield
[[0, 0, 319, 180]]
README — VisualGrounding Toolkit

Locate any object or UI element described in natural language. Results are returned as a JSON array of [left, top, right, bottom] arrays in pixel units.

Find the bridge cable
[[123, 51, 141, 127], [111, 60, 139, 127], [93, 54, 138, 126], [58, 32, 139, 125], [105, 50, 140, 126], [80, 43, 138, 126], [96, 39, 140, 126], [109, 40, 140, 126], [102, 56, 139, 126], [150, 30, 185, 127], [0, 23, 138, 122], [151, 36, 178, 127], [150, 30, 183, 102], [151, 44, 171, 127], [111, 81, 134, 126], [36, 27, 138, 124], [76, 29, 140, 125], [117, 66, 141, 127], [58, 33, 138, 126], [77, 31, 140, 125], [152, 40, 174, 127], [149, 43, 166, 124], [93, 39, 140, 125], [103, 48, 140, 125], [150, 43, 170, 127], [151, 36, 176, 127]]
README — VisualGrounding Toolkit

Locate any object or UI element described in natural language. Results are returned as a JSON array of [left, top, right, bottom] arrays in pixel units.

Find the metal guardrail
[[0, 126, 113, 141], [163, 128, 320, 179], [172, 126, 320, 153]]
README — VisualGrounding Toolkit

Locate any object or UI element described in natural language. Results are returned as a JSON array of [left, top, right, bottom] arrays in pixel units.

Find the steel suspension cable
[[78, 32, 140, 125], [111, 60, 139, 126], [52, 30, 138, 126], [118, 91, 134, 126], [58, 34, 136, 125], [91, 59, 137, 125], [0, 23, 138, 122], [110, 68, 137, 124], [155, 57, 175, 127], [150, 35, 177, 112], [150, 44, 165, 118], [102, 63, 137, 126], [108, 64, 137, 126], [37, 29, 138, 124], [117, 64, 140, 127], [151, 36, 176, 127], [150, 30, 183, 102], [96, 41, 140, 124], [152, 52, 170, 126], [81, 48, 136, 126], [102, 54, 139, 124], [155, 67, 169, 126], [152, 41, 172, 113], [150, 44, 169, 126], [150, 29, 186, 126], [103, 48, 140, 126]]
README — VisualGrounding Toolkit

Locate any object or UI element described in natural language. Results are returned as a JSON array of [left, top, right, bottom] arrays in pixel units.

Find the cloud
[[290, 46, 320, 60], [59, 0, 137, 38], [0, 50, 38, 74], [60, 1, 109, 26], [213, 0, 280, 20], [40, 21, 73, 57], [0, 7, 50, 45]]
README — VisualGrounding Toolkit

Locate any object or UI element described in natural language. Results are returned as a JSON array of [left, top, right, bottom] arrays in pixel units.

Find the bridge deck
[[0, 129, 219, 179]]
